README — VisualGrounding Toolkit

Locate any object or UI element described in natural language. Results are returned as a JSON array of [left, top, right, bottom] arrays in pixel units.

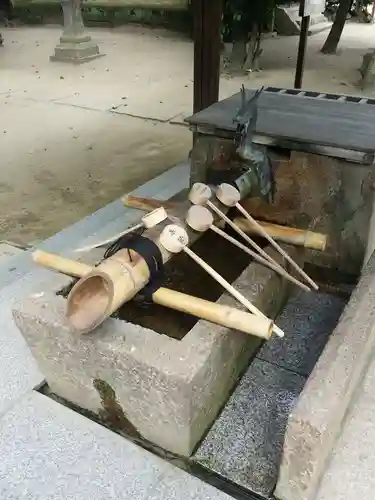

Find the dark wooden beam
[[294, 0, 309, 89], [193, 0, 223, 113]]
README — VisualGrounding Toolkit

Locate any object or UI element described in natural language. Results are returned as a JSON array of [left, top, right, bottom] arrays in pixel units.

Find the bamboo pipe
[[185, 206, 310, 292], [189, 183, 285, 273], [66, 233, 173, 333], [122, 194, 176, 212], [33, 250, 92, 277], [232, 218, 327, 251], [32, 250, 273, 339], [75, 207, 168, 253], [122, 194, 327, 252], [216, 183, 319, 291], [159, 224, 284, 338], [153, 288, 273, 339]]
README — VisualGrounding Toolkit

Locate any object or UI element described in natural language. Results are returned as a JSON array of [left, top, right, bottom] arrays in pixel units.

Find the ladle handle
[[206, 201, 283, 272], [183, 246, 284, 338], [75, 222, 144, 253], [210, 225, 310, 292], [236, 204, 318, 291]]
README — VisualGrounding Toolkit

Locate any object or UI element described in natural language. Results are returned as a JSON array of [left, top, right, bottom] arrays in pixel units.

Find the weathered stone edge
[[275, 252, 375, 500]]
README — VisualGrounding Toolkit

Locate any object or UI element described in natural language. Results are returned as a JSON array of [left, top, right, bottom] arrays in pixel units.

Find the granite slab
[[258, 291, 346, 377], [194, 359, 305, 497], [275, 252, 375, 500], [185, 88, 375, 153], [0, 242, 25, 264], [147, 466, 234, 500], [0, 390, 231, 500], [315, 351, 375, 500]]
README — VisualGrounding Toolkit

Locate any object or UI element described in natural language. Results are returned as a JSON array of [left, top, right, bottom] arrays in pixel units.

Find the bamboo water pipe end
[[66, 271, 114, 333], [233, 218, 327, 251], [33, 250, 111, 333], [304, 231, 327, 252]]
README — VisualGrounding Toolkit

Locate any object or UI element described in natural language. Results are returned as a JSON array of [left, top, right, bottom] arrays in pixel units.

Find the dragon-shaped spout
[[233, 85, 275, 202]]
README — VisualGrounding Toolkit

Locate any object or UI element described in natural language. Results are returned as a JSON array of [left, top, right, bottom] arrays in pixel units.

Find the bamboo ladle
[[121, 194, 328, 252], [32, 250, 274, 340], [185, 205, 310, 292], [189, 183, 285, 273], [75, 207, 168, 253], [159, 224, 284, 338], [216, 183, 318, 291]]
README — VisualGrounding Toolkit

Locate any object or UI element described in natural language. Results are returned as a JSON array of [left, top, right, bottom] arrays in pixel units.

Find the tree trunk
[[227, 39, 247, 72], [321, 0, 352, 54], [244, 24, 263, 72]]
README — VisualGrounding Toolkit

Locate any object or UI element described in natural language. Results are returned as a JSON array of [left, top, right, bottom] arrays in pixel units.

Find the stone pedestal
[[50, 0, 102, 64], [359, 50, 375, 90], [13, 245, 293, 457]]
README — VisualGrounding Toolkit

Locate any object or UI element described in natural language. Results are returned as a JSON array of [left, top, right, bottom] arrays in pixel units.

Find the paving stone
[[0, 242, 25, 264], [194, 359, 305, 497], [0, 162, 189, 290], [54, 87, 133, 112], [275, 253, 375, 500], [147, 466, 233, 500], [258, 291, 346, 376], [0, 391, 231, 500], [316, 353, 375, 500], [0, 280, 44, 417], [113, 82, 191, 122]]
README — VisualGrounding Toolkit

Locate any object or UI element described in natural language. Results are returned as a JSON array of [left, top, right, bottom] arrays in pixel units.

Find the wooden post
[[294, 0, 309, 89], [193, 0, 223, 113]]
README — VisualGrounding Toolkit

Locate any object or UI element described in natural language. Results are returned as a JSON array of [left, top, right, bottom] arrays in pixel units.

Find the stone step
[[315, 349, 375, 500], [0, 390, 231, 500], [194, 290, 346, 497], [275, 254, 375, 500]]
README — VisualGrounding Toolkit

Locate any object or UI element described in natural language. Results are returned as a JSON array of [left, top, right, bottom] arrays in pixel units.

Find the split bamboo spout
[[32, 250, 274, 339], [66, 236, 172, 333]]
